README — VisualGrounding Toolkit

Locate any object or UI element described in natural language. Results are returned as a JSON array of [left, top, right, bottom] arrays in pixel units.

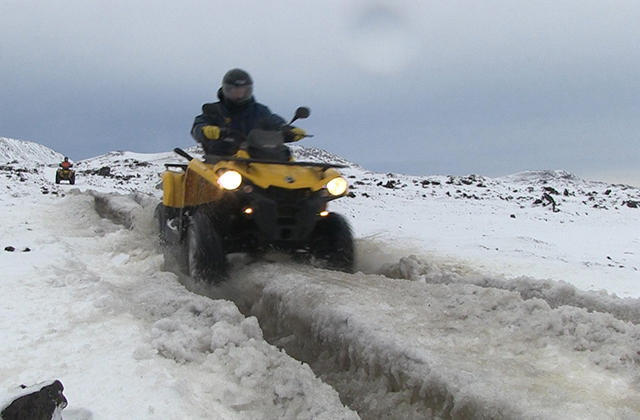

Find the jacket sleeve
[[256, 105, 287, 130], [191, 104, 225, 143], [191, 114, 213, 143]]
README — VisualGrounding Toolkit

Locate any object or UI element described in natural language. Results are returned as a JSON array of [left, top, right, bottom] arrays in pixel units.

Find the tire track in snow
[[376, 253, 640, 325], [92, 191, 640, 419], [57, 191, 360, 420], [229, 263, 640, 420]]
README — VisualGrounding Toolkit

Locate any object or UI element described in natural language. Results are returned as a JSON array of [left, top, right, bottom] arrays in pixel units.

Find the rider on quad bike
[[191, 68, 307, 156], [55, 157, 76, 184], [157, 70, 354, 283], [60, 157, 73, 170]]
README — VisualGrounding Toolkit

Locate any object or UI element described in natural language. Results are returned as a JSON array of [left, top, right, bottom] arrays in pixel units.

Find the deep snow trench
[[93, 190, 640, 420]]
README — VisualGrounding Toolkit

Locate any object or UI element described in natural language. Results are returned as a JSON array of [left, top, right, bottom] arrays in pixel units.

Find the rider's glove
[[202, 125, 221, 140], [288, 127, 307, 142]]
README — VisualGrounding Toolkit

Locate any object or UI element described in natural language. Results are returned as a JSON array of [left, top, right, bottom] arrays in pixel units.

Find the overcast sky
[[1, 1, 639, 185]]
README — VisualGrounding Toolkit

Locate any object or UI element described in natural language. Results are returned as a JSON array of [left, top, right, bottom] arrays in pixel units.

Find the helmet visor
[[222, 83, 253, 104]]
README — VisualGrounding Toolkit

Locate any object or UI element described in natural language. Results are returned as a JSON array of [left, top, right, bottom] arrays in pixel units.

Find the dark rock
[[542, 192, 556, 206], [4, 246, 15, 252], [535, 193, 559, 212], [1, 380, 67, 420]]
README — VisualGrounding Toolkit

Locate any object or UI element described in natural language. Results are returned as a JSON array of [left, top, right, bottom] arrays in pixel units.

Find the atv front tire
[[55, 173, 61, 184], [309, 213, 355, 272], [187, 211, 227, 283]]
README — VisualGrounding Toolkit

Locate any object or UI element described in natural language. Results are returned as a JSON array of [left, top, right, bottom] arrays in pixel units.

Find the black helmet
[[222, 68, 253, 105]]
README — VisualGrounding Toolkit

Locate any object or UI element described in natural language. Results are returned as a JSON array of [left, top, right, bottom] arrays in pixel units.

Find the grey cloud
[[1, 0, 638, 185]]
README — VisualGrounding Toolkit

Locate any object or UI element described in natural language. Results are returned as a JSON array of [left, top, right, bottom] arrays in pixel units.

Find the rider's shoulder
[[202, 102, 224, 116], [253, 102, 274, 114]]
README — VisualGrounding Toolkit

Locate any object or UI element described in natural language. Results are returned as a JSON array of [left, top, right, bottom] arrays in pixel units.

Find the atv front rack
[[170, 148, 348, 171]]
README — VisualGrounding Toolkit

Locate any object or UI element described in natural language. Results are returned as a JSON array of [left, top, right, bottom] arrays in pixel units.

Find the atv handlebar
[[218, 107, 312, 141], [173, 148, 193, 161], [219, 126, 313, 141]]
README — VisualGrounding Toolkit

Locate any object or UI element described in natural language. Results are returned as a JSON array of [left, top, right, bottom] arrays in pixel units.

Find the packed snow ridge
[[1, 136, 640, 419]]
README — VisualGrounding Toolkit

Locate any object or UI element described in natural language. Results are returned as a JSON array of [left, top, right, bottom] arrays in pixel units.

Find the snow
[[1, 136, 639, 419]]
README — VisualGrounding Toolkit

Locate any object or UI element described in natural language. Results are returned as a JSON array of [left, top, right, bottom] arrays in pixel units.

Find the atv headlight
[[217, 170, 242, 190], [326, 177, 348, 196]]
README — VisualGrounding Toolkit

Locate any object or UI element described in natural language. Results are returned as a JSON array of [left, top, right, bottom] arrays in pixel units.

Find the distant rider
[[60, 157, 73, 170], [190, 68, 306, 156]]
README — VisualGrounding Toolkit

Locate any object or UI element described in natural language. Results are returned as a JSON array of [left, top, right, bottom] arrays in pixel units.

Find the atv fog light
[[319, 210, 329, 217], [217, 170, 242, 190], [326, 177, 348, 196]]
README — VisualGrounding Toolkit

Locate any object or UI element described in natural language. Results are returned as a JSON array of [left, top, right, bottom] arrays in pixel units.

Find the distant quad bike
[[156, 107, 354, 283], [55, 167, 76, 185]]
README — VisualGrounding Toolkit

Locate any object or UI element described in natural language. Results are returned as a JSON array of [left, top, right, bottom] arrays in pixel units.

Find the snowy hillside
[[1, 137, 64, 165], [1, 137, 640, 419]]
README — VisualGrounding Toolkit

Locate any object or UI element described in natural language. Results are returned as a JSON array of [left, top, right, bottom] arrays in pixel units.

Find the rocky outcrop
[[1, 380, 67, 420]]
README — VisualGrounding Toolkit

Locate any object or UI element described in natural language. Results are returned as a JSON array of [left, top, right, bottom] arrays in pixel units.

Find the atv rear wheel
[[308, 213, 354, 272], [187, 211, 227, 283]]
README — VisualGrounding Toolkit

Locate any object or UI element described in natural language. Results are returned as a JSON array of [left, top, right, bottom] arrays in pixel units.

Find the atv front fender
[[161, 171, 186, 208]]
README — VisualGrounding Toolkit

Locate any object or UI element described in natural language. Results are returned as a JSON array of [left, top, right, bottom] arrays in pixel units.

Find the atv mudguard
[[162, 159, 225, 208]]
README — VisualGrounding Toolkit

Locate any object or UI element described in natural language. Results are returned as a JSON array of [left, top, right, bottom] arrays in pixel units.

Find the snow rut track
[[55, 191, 360, 419], [380, 254, 640, 325], [87, 191, 640, 419], [89, 190, 158, 230], [233, 263, 640, 420]]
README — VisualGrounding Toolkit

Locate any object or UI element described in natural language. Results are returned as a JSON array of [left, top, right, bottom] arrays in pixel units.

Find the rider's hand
[[289, 127, 307, 141], [202, 125, 221, 140]]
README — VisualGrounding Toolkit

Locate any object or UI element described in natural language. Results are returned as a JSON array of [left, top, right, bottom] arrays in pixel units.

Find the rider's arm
[[191, 113, 222, 143], [255, 104, 287, 131], [257, 106, 306, 142]]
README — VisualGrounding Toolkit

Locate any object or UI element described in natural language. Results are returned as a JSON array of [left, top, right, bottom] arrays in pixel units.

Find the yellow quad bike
[[55, 167, 76, 184], [156, 107, 354, 283]]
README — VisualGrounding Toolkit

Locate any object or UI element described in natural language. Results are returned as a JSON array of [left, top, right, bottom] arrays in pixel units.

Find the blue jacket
[[191, 89, 286, 155]]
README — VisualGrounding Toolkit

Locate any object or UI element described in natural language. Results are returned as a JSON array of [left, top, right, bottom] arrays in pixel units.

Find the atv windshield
[[244, 130, 291, 162]]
